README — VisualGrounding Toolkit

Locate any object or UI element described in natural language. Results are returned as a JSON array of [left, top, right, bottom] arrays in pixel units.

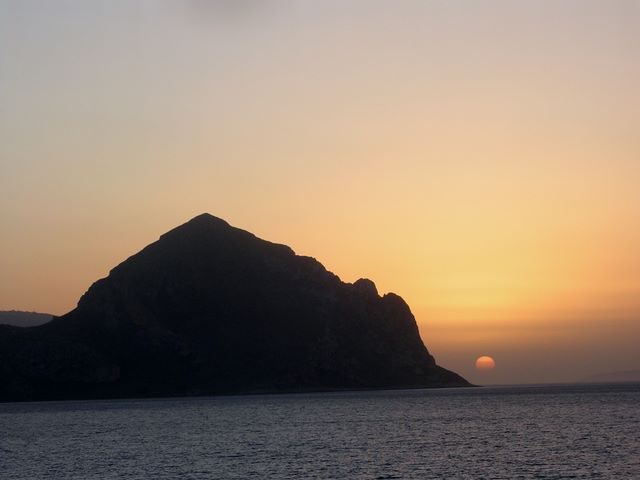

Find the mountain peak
[[353, 278, 379, 297], [189, 212, 228, 224], [184, 213, 231, 229], [159, 213, 234, 240]]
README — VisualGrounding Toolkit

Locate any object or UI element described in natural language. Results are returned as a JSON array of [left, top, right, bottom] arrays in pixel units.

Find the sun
[[475, 355, 496, 371]]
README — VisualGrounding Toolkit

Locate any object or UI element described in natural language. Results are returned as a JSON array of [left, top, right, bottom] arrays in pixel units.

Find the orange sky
[[1, 1, 639, 384]]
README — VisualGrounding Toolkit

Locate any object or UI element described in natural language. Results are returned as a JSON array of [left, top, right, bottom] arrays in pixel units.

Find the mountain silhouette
[[0, 214, 469, 401]]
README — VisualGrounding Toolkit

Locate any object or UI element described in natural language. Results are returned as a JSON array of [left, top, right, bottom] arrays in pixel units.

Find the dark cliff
[[0, 214, 469, 401]]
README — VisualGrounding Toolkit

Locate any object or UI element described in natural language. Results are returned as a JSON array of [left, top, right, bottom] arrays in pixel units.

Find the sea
[[1, 383, 638, 479]]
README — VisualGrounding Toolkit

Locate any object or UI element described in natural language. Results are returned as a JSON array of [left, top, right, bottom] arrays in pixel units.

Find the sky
[[1, 0, 639, 385]]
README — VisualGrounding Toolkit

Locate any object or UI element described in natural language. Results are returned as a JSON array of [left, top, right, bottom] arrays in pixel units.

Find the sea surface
[[1, 383, 639, 479]]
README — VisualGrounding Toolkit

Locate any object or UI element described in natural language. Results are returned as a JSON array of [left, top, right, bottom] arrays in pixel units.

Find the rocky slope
[[0, 214, 469, 401]]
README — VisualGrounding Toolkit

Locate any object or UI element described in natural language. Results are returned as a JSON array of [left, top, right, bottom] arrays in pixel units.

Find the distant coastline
[[582, 370, 640, 384], [0, 310, 52, 327]]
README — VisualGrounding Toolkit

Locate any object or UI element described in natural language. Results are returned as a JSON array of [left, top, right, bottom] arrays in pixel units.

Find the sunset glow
[[1, 1, 639, 386]]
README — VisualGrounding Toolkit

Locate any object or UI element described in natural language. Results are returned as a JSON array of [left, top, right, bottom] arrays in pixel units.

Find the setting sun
[[475, 356, 496, 371]]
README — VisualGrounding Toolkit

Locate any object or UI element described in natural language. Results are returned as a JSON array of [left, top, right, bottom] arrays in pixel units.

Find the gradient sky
[[1, 1, 639, 385]]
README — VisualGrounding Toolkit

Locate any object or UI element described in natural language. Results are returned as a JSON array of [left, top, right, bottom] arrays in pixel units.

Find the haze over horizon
[[1, 1, 639, 385]]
